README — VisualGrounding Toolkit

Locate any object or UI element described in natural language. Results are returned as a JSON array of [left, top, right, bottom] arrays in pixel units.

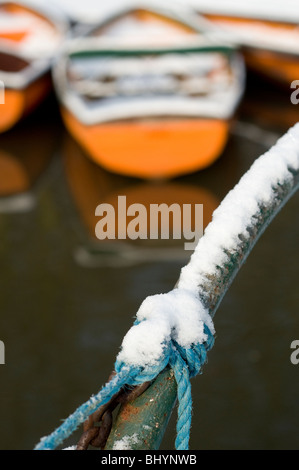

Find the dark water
[[0, 72, 298, 450]]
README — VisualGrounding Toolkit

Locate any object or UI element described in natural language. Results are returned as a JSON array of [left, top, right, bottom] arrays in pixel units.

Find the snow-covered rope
[[35, 123, 299, 450]]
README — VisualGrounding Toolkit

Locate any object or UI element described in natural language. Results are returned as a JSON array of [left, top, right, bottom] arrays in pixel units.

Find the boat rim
[[52, 4, 245, 125], [0, 0, 70, 90]]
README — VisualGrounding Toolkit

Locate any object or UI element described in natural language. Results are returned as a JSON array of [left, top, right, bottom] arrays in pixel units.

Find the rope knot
[[113, 288, 215, 450], [34, 288, 215, 450], [115, 288, 215, 375], [171, 323, 215, 379]]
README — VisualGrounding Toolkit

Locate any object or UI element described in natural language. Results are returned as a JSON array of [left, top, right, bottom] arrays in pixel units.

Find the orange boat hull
[[0, 74, 51, 133], [61, 109, 230, 179]]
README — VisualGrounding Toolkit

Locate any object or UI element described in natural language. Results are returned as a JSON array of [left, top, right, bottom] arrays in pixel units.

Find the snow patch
[[117, 288, 214, 367], [112, 433, 140, 450]]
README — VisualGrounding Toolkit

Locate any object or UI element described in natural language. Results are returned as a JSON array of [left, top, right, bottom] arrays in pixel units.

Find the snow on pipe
[[104, 123, 299, 449], [117, 123, 299, 368], [178, 123, 299, 315]]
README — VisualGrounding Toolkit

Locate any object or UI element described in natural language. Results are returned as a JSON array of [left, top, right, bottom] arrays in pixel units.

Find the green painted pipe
[[105, 367, 177, 450]]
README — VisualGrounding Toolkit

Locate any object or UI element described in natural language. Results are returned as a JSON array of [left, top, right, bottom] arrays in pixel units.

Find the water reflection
[[240, 71, 299, 132], [62, 134, 220, 267], [0, 112, 56, 212]]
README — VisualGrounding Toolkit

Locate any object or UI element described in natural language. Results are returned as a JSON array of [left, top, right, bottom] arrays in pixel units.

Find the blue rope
[[34, 366, 138, 450], [34, 324, 214, 450], [170, 324, 215, 450]]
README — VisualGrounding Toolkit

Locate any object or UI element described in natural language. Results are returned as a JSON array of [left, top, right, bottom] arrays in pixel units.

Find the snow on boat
[[0, 1, 68, 133], [185, 0, 299, 85], [53, 5, 245, 179]]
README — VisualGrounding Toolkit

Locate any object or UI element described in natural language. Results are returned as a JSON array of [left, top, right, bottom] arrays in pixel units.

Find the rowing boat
[[53, 4, 245, 179], [186, 0, 299, 86], [0, 1, 68, 133]]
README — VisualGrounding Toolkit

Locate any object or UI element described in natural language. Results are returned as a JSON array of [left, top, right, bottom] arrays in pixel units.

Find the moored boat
[[0, 1, 68, 133], [53, 4, 245, 179], [185, 0, 299, 86]]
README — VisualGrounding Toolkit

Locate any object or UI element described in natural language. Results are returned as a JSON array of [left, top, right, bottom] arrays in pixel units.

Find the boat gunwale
[[188, 0, 299, 25], [52, 5, 245, 126], [0, 0, 70, 90]]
